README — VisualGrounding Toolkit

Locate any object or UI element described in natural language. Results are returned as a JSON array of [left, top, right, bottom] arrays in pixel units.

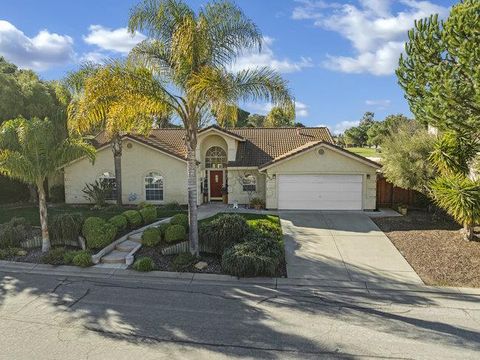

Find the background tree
[[381, 121, 436, 193], [397, 0, 480, 239], [246, 113, 266, 127], [0, 117, 95, 251], [78, 0, 292, 256], [264, 105, 295, 127]]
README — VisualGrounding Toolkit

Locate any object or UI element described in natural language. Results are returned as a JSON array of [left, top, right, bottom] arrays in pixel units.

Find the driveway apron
[[280, 211, 423, 284]]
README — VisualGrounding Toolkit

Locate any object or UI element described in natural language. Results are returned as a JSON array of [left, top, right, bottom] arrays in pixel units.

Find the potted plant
[[222, 186, 228, 204], [250, 197, 265, 210]]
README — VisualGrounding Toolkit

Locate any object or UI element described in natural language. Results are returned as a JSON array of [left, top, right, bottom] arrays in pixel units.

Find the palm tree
[[127, 0, 293, 255], [0, 117, 95, 252], [67, 63, 169, 205]]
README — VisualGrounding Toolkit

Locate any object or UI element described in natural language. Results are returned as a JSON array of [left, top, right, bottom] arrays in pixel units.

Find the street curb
[[1, 259, 480, 296]]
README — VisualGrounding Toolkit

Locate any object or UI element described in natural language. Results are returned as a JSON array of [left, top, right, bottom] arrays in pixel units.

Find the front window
[[242, 174, 257, 192], [205, 146, 227, 169], [99, 172, 117, 200], [145, 172, 164, 201]]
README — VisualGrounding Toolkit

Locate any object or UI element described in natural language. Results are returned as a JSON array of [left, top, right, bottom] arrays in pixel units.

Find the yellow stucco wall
[[64, 139, 188, 205], [264, 146, 378, 210], [227, 169, 266, 205]]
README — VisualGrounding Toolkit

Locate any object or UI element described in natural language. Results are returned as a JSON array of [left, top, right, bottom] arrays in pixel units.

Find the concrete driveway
[[280, 211, 423, 284]]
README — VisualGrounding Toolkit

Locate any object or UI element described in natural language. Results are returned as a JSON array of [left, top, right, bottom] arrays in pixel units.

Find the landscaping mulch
[[373, 210, 480, 288]]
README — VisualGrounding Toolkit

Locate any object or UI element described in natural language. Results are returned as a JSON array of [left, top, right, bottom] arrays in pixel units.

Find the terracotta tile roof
[[91, 127, 334, 167]]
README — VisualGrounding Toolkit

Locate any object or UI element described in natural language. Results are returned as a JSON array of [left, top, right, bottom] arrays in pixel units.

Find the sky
[[0, 0, 455, 133]]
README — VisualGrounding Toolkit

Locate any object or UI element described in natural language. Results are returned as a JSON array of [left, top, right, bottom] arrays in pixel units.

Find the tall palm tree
[[128, 0, 293, 255], [0, 117, 95, 252], [67, 63, 169, 205]]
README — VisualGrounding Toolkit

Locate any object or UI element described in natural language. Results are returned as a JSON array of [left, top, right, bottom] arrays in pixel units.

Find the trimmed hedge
[[72, 251, 93, 267], [199, 214, 250, 255], [165, 224, 186, 243], [109, 215, 128, 232], [139, 206, 157, 224], [122, 210, 143, 228], [133, 257, 155, 272], [172, 252, 197, 271], [170, 213, 188, 228], [157, 222, 170, 239], [249, 219, 282, 241], [82, 217, 117, 249], [222, 237, 283, 277], [63, 250, 82, 264], [142, 227, 161, 247]]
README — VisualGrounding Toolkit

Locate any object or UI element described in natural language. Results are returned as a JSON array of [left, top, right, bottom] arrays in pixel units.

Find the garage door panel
[[278, 175, 363, 210]]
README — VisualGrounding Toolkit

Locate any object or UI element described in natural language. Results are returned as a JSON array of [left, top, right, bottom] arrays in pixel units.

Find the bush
[[142, 227, 161, 247], [49, 184, 65, 203], [50, 213, 84, 244], [199, 214, 250, 254], [63, 250, 82, 264], [0, 247, 26, 260], [0, 217, 32, 248], [108, 215, 128, 233], [162, 201, 182, 210], [222, 237, 283, 277], [82, 217, 117, 249], [122, 210, 143, 229], [157, 222, 170, 238], [72, 251, 93, 267], [165, 224, 186, 243], [41, 247, 67, 265], [133, 257, 155, 272], [249, 219, 282, 241], [170, 213, 188, 228], [172, 253, 197, 271], [250, 197, 266, 209], [82, 180, 112, 208], [139, 206, 157, 224]]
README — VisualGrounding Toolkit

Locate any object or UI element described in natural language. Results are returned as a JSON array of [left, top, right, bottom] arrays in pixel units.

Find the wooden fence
[[376, 175, 420, 208]]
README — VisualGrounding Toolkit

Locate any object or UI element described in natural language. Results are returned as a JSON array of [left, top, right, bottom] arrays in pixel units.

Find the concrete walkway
[[280, 211, 423, 284]]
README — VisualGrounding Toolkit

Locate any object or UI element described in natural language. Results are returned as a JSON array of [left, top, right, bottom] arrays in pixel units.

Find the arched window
[[205, 146, 227, 168], [99, 171, 117, 200], [242, 173, 257, 192], [145, 172, 164, 201]]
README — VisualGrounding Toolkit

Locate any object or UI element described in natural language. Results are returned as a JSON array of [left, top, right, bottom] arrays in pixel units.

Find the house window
[[242, 174, 257, 192], [145, 172, 164, 201], [99, 172, 117, 200], [205, 146, 227, 169]]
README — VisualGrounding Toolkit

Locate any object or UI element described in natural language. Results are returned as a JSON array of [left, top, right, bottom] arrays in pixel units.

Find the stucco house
[[63, 125, 381, 210]]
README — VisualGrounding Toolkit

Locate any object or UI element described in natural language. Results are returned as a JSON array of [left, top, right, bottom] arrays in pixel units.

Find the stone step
[[116, 240, 140, 252], [100, 250, 130, 264]]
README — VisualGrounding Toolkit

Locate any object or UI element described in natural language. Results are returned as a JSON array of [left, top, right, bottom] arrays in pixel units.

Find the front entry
[[209, 170, 224, 200]]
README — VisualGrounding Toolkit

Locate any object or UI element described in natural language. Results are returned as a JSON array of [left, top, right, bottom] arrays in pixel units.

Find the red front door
[[209, 171, 223, 199]]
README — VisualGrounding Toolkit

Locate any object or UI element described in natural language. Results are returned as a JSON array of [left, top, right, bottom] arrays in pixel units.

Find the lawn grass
[[0, 204, 186, 226], [346, 147, 380, 158]]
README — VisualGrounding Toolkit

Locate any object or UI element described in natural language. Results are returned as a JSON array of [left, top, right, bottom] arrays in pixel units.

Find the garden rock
[[194, 261, 208, 270]]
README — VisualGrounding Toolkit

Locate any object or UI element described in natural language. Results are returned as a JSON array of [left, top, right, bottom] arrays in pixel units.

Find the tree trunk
[[37, 181, 50, 253], [186, 127, 199, 256], [464, 223, 475, 241], [112, 136, 123, 206]]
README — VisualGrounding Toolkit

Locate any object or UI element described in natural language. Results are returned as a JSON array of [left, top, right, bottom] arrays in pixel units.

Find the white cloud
[[232, 36, 313, 73], [83, 25, 145, 54], [333, 120, 359, 134], [80, 51, 109, 64], [295, 101, 309, 117], [0, 20, 74, 70], [293, 0, 449, 75], [245, 100, 309, 118], [365, 99, 391, 107]]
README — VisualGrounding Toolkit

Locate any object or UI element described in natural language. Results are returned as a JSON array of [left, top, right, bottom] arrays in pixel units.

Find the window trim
[[205, 146, 227, 169], [144, 171, 164, 202], [242, 173, 257, 192]]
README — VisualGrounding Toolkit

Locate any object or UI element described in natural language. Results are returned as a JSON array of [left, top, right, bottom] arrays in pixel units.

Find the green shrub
[[0, 247, 26, 260], [171, 252, 197, 271], [165, 224, 186, 243], [222, 237, 283, 277], [82, 180, 111, 208], [0, 217, 31, 248], [249, 219, 282, 241], [170, 213, 188, 228], [139, 206, 157, 224], [162, 201, 182, 210], [41, 247, 67, 265], [122, 210, 143, 228], [63, 250, 82, 264], [142, 227, 161, 247], [133, 257, 155, 272], [49, 184, 65, 203], [157, 222, 170, 238], [82, 217, 117, 249], [249, 197, 265, 209], [199, 214, 250, 254], [72, 251, 93, 267], [50, 213, 84, 244], [108, 215, 128, 232]]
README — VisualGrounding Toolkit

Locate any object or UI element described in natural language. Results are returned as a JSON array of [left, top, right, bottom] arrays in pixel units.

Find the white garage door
[[278, 175, 363, 210]]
